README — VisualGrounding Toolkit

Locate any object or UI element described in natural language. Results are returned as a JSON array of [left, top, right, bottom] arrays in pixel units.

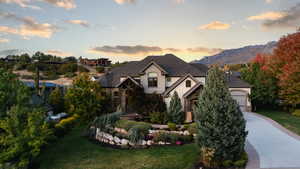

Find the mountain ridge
[[193, 41, 277, 65]]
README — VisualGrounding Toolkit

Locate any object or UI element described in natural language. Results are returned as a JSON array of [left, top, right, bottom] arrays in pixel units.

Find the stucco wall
[[195, 77, 206, 85], [140, 64, 166, 94], [164, 77, 198, 110], [166, 77, 180, 87]]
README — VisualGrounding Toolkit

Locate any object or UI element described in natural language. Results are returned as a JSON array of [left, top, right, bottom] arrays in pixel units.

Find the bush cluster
[[149, 111, 168, 124], [292, 109, 300, 117], [115, 120, 151, 131], [54, 114, 79, 136], [152, 132, 193, 144]]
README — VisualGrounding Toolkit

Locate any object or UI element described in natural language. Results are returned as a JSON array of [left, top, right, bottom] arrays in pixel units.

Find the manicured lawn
[[257, 110, 300, 135], [36, 127, 199, 169]]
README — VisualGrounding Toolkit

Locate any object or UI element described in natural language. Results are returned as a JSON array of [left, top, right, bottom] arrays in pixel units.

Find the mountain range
[[193, 41, 277, 65]]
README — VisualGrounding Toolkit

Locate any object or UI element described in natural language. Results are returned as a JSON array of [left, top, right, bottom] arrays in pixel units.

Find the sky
[[0, 0, 300, 62]]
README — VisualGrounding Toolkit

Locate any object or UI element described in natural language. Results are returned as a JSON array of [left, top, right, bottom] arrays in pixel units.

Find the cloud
[[187, 47, 223, 55], [198, 21, 231, 30], [265, 0, 272, 3], [262, 3, 300, 29], [45, 50, 72, 57], [174, 0, 184, 4], [0, 49, 24, 57], [0, 12, 58, 38], [88, 45, 223, 56], [0, 0, 41, 9], [248, 11, 286, 21], [0, 37, 9, 43], [0, 0, 76, 10], [114, 0, 135, 4], [65, 20, 89, 27], [89, 45, 163, 55], [42, 0, 76, 9]]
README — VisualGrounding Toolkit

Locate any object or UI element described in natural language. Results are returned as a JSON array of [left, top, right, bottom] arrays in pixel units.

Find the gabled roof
[[99, 54, 207, 88], [163, 74, 199, 97], [139, 60, 168, 75], [116, 76, 142, 88], [183, 82, 203, 98]]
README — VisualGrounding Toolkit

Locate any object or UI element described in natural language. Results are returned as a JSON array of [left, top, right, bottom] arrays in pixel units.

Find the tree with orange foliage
[[266, 31, 300, 107], [241, 54, 278, 109]]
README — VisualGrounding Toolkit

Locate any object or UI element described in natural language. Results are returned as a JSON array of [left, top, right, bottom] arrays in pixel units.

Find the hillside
[[194, 41, 277, 65]]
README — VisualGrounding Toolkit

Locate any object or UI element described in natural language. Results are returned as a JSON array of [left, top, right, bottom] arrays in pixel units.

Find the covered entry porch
[[183, 83, 203, 122]]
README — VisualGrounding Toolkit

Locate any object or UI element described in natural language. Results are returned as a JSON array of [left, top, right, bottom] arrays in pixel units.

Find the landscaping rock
[[114, 136, 121, 143], [147, 140, 153, 146], [183, 130, 190, 135], [121, 139, 129, 145], [142, 140, 147, 146]]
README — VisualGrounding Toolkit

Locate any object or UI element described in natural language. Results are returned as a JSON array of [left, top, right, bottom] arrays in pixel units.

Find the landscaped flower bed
[[93, 119, 196, 148]]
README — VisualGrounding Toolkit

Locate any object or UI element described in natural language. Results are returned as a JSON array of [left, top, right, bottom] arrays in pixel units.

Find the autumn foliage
[[249, 31, 300, 107]]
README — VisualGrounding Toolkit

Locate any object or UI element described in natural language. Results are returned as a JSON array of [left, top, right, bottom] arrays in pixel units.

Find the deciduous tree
[[64, 73, 105, 122]]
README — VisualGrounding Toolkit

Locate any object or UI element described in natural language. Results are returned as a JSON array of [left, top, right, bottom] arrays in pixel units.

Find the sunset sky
[[1, 0, 300, 62]]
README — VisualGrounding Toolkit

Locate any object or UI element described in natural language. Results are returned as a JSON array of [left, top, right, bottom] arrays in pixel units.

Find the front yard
[[36, 127, 199, 169], [257, 110, 300, 135]]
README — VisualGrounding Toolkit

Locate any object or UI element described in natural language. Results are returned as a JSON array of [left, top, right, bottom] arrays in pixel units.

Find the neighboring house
[[98, 54, 251, 122], [80, 57, 112, 67]]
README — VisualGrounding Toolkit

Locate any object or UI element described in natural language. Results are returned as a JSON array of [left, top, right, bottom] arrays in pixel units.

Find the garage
[[230, 90, 248, 112]]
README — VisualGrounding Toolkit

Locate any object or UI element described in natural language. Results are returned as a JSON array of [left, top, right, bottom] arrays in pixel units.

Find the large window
[[186, 80, 191, 87], [148, 72, 158, 87]]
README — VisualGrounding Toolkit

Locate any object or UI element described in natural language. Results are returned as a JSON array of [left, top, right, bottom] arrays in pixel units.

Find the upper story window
[[186, 80, 191, 87], [148, 72, 158, 88]]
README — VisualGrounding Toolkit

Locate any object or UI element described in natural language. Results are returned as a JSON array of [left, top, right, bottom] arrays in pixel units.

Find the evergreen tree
[[168, 91, 184, 124], [194, 66, 247, 167]]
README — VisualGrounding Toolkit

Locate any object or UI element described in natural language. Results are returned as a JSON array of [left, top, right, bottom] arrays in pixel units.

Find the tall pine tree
[[168, 91, 184, 124], [194, 66, 247, 166]]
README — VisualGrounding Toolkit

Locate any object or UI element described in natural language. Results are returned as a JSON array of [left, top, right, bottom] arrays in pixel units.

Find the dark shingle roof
[[99, 54, 207, 87], [227, 75, 251, 88]]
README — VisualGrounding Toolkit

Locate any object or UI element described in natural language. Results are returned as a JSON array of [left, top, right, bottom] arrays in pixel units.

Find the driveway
[[245, 112, 300, 169]]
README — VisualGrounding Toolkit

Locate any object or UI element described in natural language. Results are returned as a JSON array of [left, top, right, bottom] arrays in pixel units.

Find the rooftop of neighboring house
[[98, 54, 250, 88]]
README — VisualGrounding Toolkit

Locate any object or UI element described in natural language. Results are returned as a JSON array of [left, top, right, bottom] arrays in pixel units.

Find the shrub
[[115, 120, 151, 131], [168, 122, 177, 131], [187, 123, 197, 135], [149, 111, 168, 124], [128, 124, 150, 144], [92, 111, 123, 130], [152, 132, 169, 143], [222, 160, 233, 167], [292, 109, 300, 117], [152, 132, 193, 144], [233, 160, 247, 167], [168, 91, 184, 124], [55, 114, 79, 136]]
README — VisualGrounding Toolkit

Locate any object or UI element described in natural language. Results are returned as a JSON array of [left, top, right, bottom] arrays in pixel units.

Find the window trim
[[148, 72, 158, 88]]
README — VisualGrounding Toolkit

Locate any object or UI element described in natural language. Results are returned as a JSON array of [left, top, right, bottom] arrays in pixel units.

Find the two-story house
[[98, 54, 251, 121]]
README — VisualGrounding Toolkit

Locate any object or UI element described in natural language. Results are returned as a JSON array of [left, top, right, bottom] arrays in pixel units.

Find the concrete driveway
[[245, 112, 300, 169]]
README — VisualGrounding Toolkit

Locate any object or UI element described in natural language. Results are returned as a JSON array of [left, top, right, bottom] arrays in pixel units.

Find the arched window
[[186, 80, 191, 87], [148, 72, 158, 87]]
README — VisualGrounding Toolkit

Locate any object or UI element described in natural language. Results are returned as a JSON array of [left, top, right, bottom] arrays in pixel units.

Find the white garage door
[[231, 91, 247, 112]]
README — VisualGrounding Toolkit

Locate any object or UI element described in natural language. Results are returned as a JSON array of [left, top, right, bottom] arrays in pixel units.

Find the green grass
[[37, 128, 199, 169], [257, 110, 300, 136]]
